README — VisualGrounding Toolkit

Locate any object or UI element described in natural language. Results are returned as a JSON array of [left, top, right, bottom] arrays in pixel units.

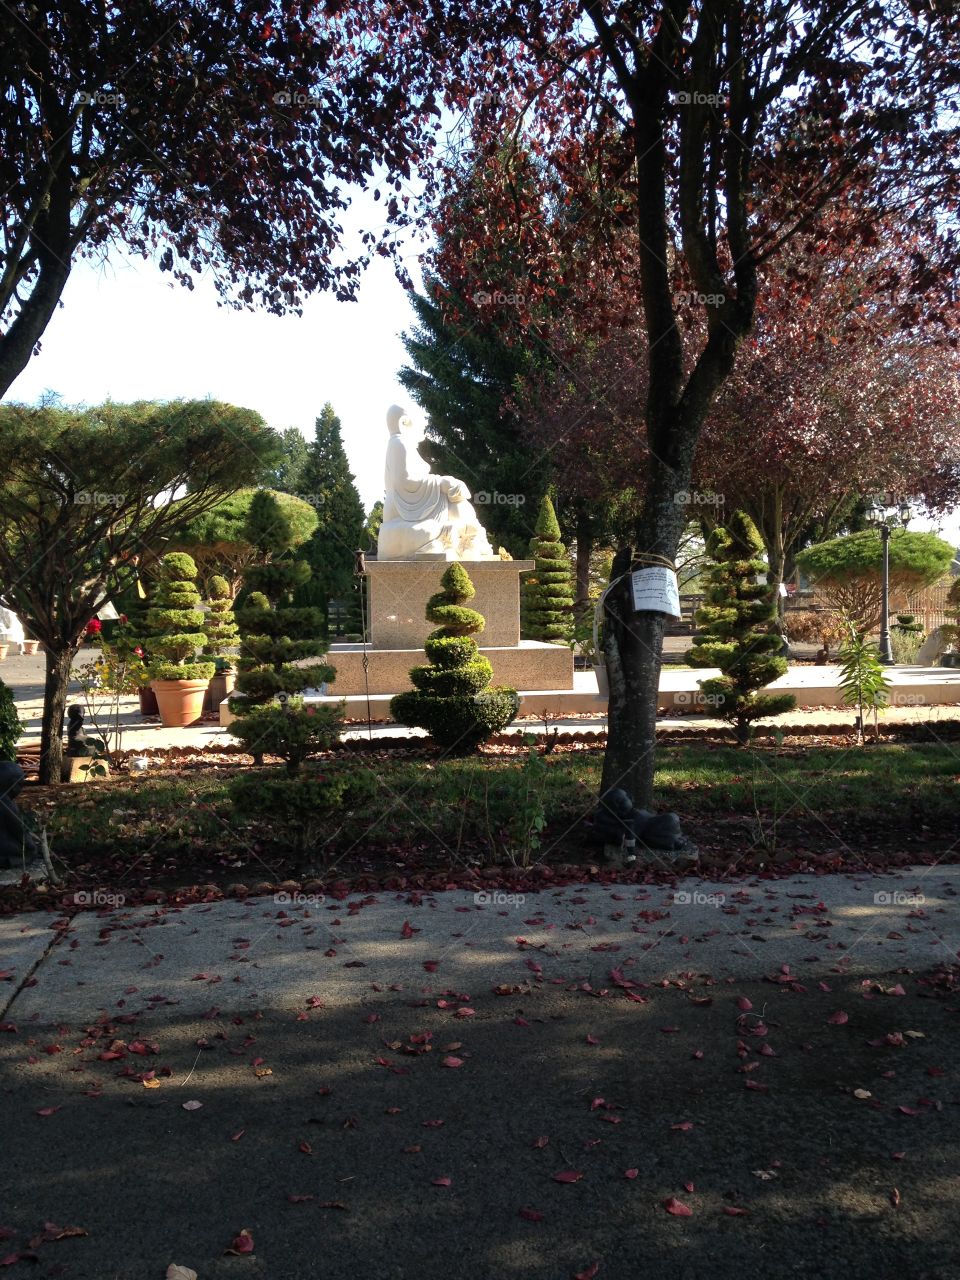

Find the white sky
[[3, 202, 958, 548], [2, 191, 424, 513]]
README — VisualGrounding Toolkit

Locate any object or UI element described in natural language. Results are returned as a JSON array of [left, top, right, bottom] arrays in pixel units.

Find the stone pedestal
[[366, 559, 534, 649], [323, 640, 573, 696]]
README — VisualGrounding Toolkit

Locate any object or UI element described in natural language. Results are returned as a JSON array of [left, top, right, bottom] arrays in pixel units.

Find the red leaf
[[827, 1010, 849, 1025], [552, 1170, 584, 1184], [519, 1207, 545, 1221], [298, 1140, 313, 1154], [35, 1107, 60, 1117], [586, 1034, 600, 1045], [890, 1187, 902, 1208], [442, 1056, 464, 1068], [226, 1228, 255, 1255], [400, 920, 418, 938], [723, 1206, 750, 1217], [432, 1176, 452, 1187], [663, 1197, 693, 1216], [574, 1264, 600, 1279], [533, 1135, 549, 1148], [287, 1194, 314, 1203], [624, 1168, 639, 1179], [671, 1121, 694, 1131], [736, 997, 753, 1011]]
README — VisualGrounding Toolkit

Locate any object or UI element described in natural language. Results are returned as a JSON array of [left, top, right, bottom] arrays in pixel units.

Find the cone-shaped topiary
[[521, 494, 574, 643], [145, 553, 215, 681], [228, 491, 339, 772], [391, 562, 518, 751], [687, 510, 796, 744], [203, 574, 239, 660]]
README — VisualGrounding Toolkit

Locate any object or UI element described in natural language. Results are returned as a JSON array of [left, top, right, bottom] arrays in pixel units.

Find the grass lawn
[[13, 739, 958, 902]]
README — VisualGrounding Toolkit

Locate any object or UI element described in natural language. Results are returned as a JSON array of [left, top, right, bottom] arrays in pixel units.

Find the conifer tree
[[688, 510, 796, 744], [521, 495, 574, 643], [400, 274, 545, 559], [391, 562, 518, 751], [294, 404, 365, 623]]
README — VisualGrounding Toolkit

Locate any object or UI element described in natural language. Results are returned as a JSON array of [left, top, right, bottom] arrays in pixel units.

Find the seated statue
[[65, 705, 105, 758], [377, 405, 496, 561]]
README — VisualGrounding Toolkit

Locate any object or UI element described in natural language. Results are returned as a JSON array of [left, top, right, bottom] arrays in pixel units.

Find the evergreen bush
[[391, 562, 518, 751], [228, 491, 338, 772], [521, 495, 574, 643], [688, 510, 796, 744]]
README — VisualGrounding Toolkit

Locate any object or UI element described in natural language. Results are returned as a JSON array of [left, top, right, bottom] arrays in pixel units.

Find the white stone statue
[[377, 405, 496, 561]]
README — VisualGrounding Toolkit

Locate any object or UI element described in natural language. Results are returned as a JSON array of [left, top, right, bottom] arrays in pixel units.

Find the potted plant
[[0, 643, 8, 661], [202, 575, 239, 711], [145, 553, 214, 727]]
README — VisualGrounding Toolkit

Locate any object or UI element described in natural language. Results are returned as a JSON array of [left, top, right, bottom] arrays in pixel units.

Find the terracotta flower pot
[[151, 678, 209, 727], [20, 640, 39, 656], [0, 645, 9, 661], [138, 685, 159, 717]]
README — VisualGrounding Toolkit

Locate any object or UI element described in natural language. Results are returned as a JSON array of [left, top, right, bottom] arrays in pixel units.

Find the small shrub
[[0, 678, 22, 761], [228, 697, 343, 775], [837, 621, 890, 743]]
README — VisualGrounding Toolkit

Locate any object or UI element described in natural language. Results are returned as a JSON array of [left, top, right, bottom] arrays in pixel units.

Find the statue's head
[[386, 404, 423, 441]]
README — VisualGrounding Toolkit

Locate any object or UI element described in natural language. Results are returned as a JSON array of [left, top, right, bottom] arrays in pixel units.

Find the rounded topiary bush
[[146, 552, 215, 682], [204, 575, 239, 659], [391, 562, 518, 751], [521, 495, 574, 643]]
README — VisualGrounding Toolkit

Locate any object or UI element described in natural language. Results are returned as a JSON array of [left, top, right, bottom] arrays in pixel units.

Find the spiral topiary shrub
[[391, 562, 518, 751], [521, 494, 574, 643], [687, 510, 796, 744], [145, 553, 215, 682]]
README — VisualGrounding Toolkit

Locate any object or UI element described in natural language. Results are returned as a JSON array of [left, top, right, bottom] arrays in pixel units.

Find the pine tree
[[688, 510, 796, 744], [521, 495, 574, 643], [229, 491, 338, 771], [294, 404, 365, 624], [266, 427, 310, 494], [390, 562, 518, 751], [400, 274, 546, 559]]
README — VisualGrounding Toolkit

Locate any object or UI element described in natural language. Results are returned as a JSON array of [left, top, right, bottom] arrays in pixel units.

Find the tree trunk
[[601, 468, 689, 808], [39, 647, 75, 784]]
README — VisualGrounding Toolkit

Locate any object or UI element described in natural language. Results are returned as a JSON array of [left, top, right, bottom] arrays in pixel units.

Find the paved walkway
[[3, 868, 957, 1025], [6, 650, 960, 754]]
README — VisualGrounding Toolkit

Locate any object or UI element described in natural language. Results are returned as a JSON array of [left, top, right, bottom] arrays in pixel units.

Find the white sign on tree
[[630, 567, 681, 619]]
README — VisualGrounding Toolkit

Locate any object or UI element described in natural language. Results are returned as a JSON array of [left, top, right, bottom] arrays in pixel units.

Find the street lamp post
[[866, 498, 913, 666]]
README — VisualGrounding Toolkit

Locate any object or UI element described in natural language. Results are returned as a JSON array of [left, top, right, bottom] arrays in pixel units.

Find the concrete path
[[4, 866, 957, 1025]]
